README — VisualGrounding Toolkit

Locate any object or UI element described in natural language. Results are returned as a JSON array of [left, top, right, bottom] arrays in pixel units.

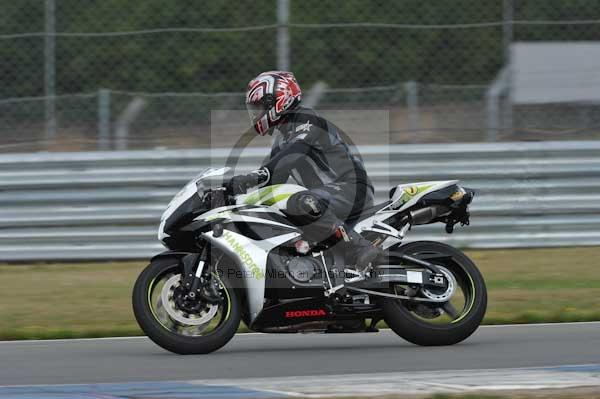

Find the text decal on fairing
[[222, 230, 265, 279], [285, 309, 327, 318]]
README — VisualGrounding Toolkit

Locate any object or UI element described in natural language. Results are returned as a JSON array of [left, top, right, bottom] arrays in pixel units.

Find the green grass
[[470, 247, 600, 324], [1, 246, 599, 340], [423, 393, 600, 399], [0, 262, 145, 340], [298, 389, 600, 399], [314, 388, 600, 399]]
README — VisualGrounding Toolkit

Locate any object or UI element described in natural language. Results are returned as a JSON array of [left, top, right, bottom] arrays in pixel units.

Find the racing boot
[[333, 225, 381, 273]]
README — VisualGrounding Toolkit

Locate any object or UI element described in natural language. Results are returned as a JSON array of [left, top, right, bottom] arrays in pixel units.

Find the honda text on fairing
[[132, 167, 487, 354]]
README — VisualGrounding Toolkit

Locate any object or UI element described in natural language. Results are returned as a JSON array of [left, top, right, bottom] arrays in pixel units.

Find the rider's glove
[[226, 167, 270, 195]]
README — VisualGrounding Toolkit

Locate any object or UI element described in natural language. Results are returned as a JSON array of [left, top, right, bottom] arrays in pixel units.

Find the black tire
[[132, 257, 241, 354], [382, 241, 487, 346]]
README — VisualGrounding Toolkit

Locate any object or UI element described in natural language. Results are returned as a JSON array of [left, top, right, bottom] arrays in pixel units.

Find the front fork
[[181, 244, 222, 304]]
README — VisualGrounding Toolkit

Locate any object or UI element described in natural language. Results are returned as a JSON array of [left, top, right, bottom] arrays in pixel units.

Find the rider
[[226, 71, 380, 272]]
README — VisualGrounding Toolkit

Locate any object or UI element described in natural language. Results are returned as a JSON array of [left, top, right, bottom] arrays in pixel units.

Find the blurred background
[[1, 0, 600, 338], [3, 0, 600, 151]]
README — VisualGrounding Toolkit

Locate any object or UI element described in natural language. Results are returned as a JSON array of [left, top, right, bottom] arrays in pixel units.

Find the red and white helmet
[[246, 71, 302, 135]]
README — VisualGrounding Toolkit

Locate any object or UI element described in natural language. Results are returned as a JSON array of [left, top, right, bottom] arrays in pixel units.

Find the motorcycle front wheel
[[381, 241, 487, 346], [132, 257, 241, 354]]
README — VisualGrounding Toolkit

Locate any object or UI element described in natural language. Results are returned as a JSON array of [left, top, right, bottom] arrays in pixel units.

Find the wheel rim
[[393, 250, 476, 326], [147, 265, 232, 337], [421, 265, 457, 302]]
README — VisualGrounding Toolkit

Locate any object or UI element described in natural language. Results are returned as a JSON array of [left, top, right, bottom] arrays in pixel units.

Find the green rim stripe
[[147, 269, 231, 332], [212, 272, 232, 321], [451, 270, 477, 324], [147, 275, 170, 330]]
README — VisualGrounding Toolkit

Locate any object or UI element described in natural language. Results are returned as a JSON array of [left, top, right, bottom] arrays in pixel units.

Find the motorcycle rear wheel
[[381, 241, 487, 346], [132, 257, 241, 354]]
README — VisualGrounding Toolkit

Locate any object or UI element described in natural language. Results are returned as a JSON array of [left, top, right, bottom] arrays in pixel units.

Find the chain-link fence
[[2, 0, 600, 152]]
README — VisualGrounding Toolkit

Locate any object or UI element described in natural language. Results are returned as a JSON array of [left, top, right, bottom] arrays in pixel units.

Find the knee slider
[[287, 192, 326, 223]]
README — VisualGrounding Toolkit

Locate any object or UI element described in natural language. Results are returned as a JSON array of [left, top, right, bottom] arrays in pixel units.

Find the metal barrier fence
[[3, 1, 600, 152], [1, 140, 599, 261]]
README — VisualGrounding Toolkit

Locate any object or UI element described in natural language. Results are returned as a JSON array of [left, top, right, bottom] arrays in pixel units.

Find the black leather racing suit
[[227, 106, 380, 269], [259, 107, 375, 242]]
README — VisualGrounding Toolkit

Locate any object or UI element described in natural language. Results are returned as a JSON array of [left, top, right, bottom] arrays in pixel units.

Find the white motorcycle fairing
[[200, 229, 300, 321], [158, 168, 464, 325], [193, 184, 308, 323], [194, 201, 303, 322], [354, 180, 458, 234]]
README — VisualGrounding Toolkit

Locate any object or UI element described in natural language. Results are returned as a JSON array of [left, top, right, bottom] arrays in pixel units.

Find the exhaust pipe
[[410, 205, 450, 225]]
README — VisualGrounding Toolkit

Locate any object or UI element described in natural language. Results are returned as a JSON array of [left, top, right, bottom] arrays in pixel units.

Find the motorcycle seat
[[348, 201, 391, 226]]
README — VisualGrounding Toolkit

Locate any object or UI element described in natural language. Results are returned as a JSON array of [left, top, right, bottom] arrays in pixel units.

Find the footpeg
[[324, 284, 345, 297], [343, 268, 370, 284]]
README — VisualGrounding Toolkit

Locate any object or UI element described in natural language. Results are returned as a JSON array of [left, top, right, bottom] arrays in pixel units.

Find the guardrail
[[1, 140, 599, 261]]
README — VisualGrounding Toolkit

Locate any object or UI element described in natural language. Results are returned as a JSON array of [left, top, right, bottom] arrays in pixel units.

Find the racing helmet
[[246, 71, 302, 135]]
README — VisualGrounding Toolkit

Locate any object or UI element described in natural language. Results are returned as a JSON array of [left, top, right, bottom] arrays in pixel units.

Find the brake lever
[[216, 187, 237, 207], [202, 186, 235, 207], [219, 185, 236, 205]]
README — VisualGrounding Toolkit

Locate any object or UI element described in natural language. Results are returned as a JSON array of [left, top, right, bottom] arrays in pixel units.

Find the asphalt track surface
[[2, 322, 600, 386]]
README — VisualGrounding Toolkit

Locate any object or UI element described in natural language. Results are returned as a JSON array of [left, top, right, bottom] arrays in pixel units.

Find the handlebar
[[201, 187, 234, 208]]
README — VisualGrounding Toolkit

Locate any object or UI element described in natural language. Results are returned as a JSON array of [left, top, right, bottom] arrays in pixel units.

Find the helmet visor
[[246, 101, 268, 124]]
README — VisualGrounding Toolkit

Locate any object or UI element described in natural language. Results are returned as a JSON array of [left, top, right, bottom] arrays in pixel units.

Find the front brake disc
[[160, 274, 219, 326]]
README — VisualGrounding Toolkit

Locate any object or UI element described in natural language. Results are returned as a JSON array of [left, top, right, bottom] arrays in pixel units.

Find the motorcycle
[[132, 167, 487, 354]]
